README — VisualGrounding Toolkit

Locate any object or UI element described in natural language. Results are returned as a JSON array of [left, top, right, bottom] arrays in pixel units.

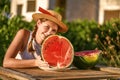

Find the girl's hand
[[35, 57, 49, 68], [34, 52, 50, 69]]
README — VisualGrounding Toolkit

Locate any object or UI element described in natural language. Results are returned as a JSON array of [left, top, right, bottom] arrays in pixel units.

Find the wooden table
[[0, 66, 120, 80]]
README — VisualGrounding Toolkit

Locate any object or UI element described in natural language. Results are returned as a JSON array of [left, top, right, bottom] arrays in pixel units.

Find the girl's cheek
[[38, 28, 46, 34], [42, 28, 48, 33]]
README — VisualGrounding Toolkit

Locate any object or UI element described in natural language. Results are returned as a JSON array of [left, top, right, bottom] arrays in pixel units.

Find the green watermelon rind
[[73, 56, 99, 69], [73, 51, 101, 69], [41, 35, 74, 69]]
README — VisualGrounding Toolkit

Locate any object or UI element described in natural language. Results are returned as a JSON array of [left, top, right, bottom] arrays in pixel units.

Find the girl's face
[[35, 19, 58, 44]]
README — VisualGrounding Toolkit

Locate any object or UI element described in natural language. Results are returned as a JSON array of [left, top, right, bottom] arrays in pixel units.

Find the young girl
[[3, 7, 68, 69]]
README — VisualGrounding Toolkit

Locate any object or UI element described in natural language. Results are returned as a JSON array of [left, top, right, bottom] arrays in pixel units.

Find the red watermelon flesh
[[75, 50, 100, 56], [41, 35, 74, 69]]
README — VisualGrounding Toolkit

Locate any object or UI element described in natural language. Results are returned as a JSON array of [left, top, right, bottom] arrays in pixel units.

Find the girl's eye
[[52, 29, 57, 33]]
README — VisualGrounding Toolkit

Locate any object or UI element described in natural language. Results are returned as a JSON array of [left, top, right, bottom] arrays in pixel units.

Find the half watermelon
[[73, 50, 101, 69], [41, 35, 74, 70]]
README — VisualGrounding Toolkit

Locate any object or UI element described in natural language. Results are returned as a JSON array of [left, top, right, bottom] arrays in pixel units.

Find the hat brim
[[32, 13, 68, 32]]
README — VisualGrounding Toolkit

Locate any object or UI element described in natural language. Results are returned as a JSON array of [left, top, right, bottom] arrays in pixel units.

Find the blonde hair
[[27, 18, 48, 53]]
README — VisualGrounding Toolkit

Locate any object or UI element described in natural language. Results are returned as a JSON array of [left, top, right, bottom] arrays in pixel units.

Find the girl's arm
[[3, 29, 37, 68]]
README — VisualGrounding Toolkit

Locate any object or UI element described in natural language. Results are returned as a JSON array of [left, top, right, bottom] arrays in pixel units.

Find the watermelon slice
[[73, 50, 101, 69], [41, 35, 74, 70]]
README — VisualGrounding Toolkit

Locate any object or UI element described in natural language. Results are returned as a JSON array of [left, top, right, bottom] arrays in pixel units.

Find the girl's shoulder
[[15, 29, 31, 44], [17, 29, 30, 36], [16, 29, 31, 51]]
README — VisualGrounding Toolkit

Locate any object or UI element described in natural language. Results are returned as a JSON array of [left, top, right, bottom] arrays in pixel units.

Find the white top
[[15, 32, 41, 59]]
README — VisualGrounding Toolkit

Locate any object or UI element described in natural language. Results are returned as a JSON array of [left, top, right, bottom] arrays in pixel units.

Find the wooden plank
[[14, 69, 120, 80], [0, 66, 120, 80], [0, 74, 16, 80], [95, 65, 120, 74], [0, 67, 35, 80]]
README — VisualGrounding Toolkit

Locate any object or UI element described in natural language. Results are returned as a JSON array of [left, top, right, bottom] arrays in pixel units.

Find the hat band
[[39, 7, 55, 18]]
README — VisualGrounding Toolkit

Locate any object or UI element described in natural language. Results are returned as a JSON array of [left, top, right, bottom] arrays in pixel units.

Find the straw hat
[[32, 7, 68, 32]]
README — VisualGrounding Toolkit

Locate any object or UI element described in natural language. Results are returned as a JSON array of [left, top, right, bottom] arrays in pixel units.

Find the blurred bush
[[94, 19, 120, 67], [61, 19, 98, 51]]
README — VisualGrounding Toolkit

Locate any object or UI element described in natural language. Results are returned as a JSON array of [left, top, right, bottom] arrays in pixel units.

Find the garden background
[[0, 0, 120, 67]]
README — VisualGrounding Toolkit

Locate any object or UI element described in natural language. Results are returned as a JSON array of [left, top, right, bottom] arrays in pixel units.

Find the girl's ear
[[37, 19, 41, 27]]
